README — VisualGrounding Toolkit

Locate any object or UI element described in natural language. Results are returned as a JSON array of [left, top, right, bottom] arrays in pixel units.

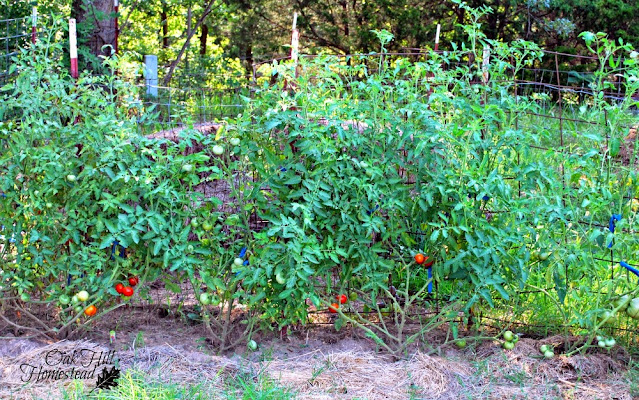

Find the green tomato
[[20, 293, 30, 302], [182, 164, 193, 173], [71, 295, 79, 304], [455, 339, 467, 349], [247, 340, 258, 351], [212, 145, 224, 155], [275, 272, 286, 285], [76, 290, 89, 302], [539, 252, 551, 261], [626, 298, 639, 318], [349, 292, 358, 302], [503, 331, 514, 342], [74, 305, 83, 314], [234, 258, 244, 266], [543, 350, 554, 359], [199, 293, 211, 305], [503, 341, 515, 350], [605, 338, 616, 348], [66, 174, 77, 182], [202, 221, 213, 231], [59, 295, 70, 305], [46, 202, 53, 209], [598, 340, 606, 348], [600, 310, 616, 324], [190, 218, 199, 228], [359, 161, 369, 168], [614, 295, 630, 309], [540, 344, 549, 353], [230, 138, 240, 146], [210, 296, 221, 306], [365, 169, 373, 177]]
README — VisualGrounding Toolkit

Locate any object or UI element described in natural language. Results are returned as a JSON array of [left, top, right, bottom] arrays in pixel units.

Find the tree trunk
[[71, 0, 117, 57], [161, 5, 169, 49], [200, 24, 208, 55], [162, 0, 217, 86]]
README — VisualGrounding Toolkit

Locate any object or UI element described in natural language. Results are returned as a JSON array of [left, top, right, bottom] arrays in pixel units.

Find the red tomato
[[329, 303, 339, 313], [336, 294, 348, 304], [115, 283, 125, 294], [414, 253, 425, 264], [128, 276, 139, 287], [122, 286, 134, 297], [84, 305, 97, 316], [424, 257, 434, 267]]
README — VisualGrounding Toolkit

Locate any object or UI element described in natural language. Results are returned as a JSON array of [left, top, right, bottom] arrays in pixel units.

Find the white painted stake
[[69, 19, 78, 79], [291, 12, 299, 63], [435, 24, 440, 51], [31, 7, 37, 43]]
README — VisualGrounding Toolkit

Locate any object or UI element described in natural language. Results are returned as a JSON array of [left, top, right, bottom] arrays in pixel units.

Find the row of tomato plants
[[1, 13, 639, 354]]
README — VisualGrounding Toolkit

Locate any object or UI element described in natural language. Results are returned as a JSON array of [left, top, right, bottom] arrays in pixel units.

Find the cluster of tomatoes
[[114, 276, 138, 298], [58, 290, 96, 317], [329, 293, 357, 313], [501, 330, 519, 350]]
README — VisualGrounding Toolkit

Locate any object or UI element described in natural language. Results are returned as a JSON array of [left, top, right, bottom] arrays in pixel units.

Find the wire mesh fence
[[0, 16, 31, 84]]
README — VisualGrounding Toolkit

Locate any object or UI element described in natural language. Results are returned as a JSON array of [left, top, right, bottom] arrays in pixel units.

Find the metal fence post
[[144, 55, 158, 97]]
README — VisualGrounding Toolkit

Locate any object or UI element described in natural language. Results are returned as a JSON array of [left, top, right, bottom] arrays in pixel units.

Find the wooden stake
[[482, 47, 490, 84], [69, 19, 78, 79]]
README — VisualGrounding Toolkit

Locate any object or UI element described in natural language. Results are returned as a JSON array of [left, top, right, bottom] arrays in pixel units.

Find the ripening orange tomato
[[84, 305, 97, 317], [414, 253, 425, 264]]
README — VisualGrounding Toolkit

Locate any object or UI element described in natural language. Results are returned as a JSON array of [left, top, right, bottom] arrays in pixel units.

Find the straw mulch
[[0, 336, 634, 400]]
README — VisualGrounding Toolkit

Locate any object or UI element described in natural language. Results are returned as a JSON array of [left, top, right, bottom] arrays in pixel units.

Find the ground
[[1, 306, 637, 400]]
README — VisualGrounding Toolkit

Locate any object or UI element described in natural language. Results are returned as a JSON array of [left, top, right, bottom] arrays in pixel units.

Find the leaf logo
[[90, 366, 120, 393]]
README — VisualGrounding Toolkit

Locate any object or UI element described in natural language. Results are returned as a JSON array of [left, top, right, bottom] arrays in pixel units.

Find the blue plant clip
[[482, 195, 490, 201], [427, 267, 433, 294], [608, 214, 622, 248], [243, 259, 250, 266], [620, 261, 639, 278], [239, 247, 247, 258], [279, 166, 287, 172]]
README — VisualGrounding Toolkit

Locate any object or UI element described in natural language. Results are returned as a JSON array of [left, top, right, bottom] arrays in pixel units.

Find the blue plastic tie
[[110, 241, 127, 260], [620, 261, 639, 278], [482, 195, 490, 201], [427, 267, 433, 294], [608, 214, 622, 248], [239, 247, 247, 258], [279, 166, 287, 172], [366, 204, 380, 215], [243, 259, 250, 266]]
